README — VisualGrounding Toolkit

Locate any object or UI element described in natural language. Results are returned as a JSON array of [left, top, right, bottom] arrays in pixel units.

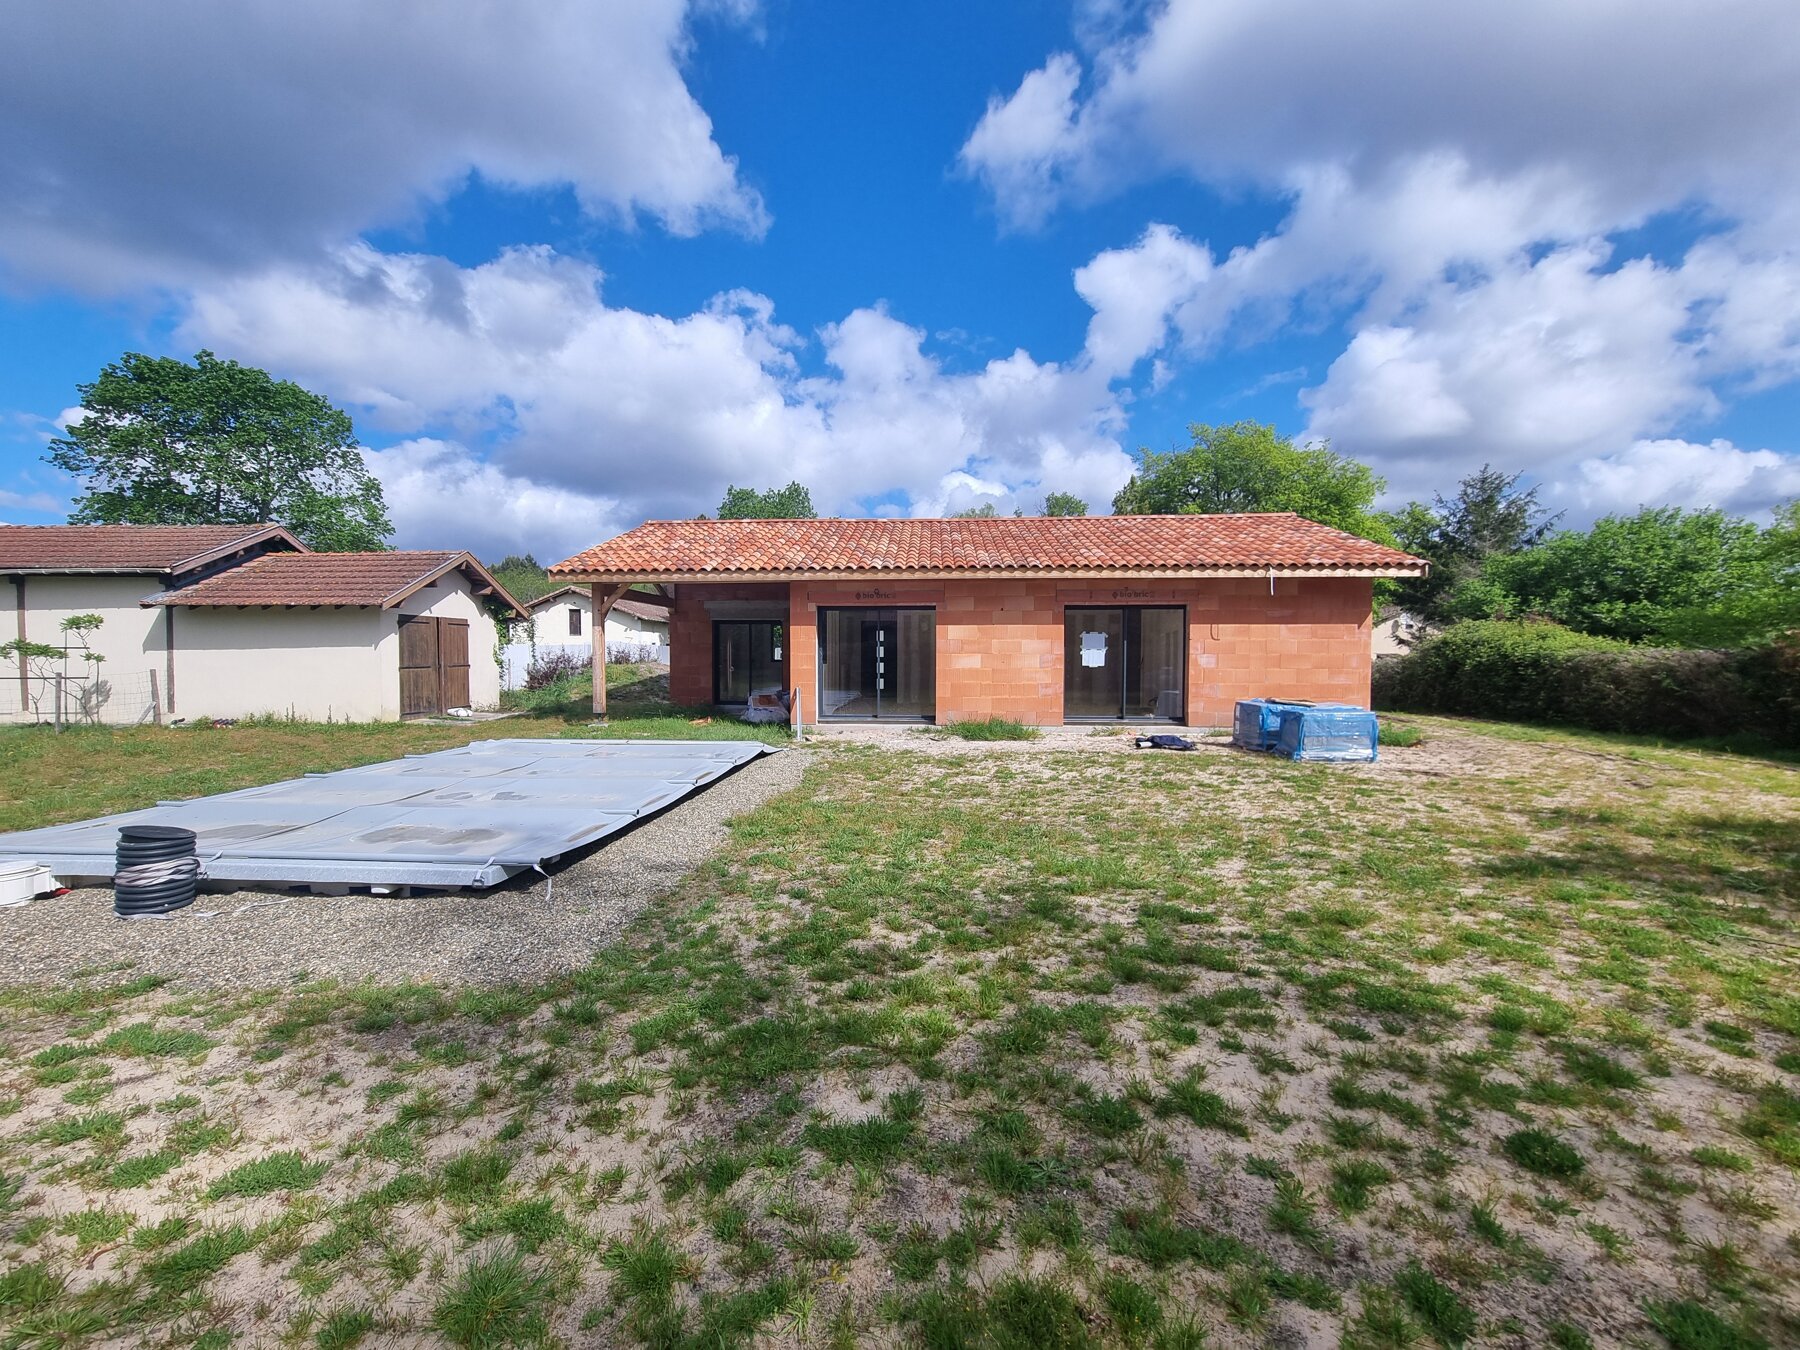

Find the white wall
[[530, 593, 590, 646], [4, 574, 168, 723], [173, 607, 388, 721], [529, 591, 667, 650], [607, 608, 669, 647]]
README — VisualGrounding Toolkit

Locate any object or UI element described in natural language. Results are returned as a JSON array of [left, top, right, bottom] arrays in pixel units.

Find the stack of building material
[[1231, 698, 1358, 752], [1271, 706, 1379, 762]]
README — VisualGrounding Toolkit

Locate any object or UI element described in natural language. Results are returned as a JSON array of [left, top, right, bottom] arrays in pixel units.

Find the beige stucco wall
[[379, 576, 505, 712], [4, 574, 168, 723], [171, 608, 387, 721], [3, 568, 506, 724]]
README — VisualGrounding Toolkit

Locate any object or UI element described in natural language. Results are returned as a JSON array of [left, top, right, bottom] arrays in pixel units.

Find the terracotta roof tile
[[146, 551, 527, 614], [0, 523, 300, 574], [551, 515, 1427, 579], [611, 596, 671, 622]]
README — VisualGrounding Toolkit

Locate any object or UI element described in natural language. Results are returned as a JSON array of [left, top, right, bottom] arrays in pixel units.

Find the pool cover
[[0, 739, 776, 891]]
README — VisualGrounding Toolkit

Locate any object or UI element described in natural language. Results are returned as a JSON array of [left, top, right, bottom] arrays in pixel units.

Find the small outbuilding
[[0, 524, 525, 724]]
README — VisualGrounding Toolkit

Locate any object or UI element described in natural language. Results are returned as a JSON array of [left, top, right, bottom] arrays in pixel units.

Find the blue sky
[[3, 0, 1798, 561]]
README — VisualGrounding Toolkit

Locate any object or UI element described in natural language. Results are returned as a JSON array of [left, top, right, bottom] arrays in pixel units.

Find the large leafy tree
[[1391, 465, 1561, 624], [47, 350, 391, 552], [1042, 491, 1088, 516], [1113, 421, 1394, 545], [1482, 507, 1770, 643], [717, 481, 816, 519]]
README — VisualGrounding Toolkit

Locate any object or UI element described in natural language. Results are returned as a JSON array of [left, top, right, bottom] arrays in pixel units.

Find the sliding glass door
[[1063, 606, 1185, 721], [818, 607, 935, 719], [713, 621, 784, 705]]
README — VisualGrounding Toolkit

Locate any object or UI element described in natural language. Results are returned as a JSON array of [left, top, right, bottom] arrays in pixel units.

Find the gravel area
[[806, 723, 1231, 754], [0, 748, 809, 990]]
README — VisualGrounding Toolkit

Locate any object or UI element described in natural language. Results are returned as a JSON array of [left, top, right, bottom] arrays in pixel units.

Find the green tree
[[1483, 507, 1769, 642], [717, 481, 816, 519], [488, 553, 556, 605], [1655, 499, 1800, 645], [1042, 491, 1088, 516], [1392, 465, 1560, 624], [1112, 421, 1394, 544], [46, 350, 391, 552]]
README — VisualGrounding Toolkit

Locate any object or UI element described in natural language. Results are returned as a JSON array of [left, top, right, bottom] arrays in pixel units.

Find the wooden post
[[589, 583, 631, 720]]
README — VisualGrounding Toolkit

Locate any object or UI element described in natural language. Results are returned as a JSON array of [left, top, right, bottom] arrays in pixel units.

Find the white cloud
[[178, 243, 1140, 558], [0, 0, 764, 291], [365, 439, 623, 564], [0, 488, 65, 515], [961, 1, 1800, 234], [963, 4, 1800, 509], [1299, 242, 1717, 499], [1555, 438, 1800, 521]]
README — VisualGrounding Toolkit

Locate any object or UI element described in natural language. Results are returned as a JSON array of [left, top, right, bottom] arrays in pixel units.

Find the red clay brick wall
[[686, 575, 1373, 725], [666, 583, 790, 707]]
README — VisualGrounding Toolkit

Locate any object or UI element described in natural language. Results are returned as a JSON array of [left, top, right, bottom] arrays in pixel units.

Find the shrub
[[524, 649, 586, 691], [1373, 621, 1800, 746]]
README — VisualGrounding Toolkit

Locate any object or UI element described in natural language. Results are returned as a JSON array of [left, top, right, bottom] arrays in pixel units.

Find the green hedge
[[1372, 621, 1800, 746]]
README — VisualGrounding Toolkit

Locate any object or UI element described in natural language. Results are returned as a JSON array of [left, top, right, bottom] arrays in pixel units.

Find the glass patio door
[[818, 607, 935, 719], [1063, 606, 1185, 721], [713, 621, 783, 705]]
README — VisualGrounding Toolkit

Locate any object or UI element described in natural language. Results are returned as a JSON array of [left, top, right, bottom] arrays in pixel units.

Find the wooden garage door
[[438, 618, 471, 709], [398, 616, 441, 716], [398, 616, 472, 716]]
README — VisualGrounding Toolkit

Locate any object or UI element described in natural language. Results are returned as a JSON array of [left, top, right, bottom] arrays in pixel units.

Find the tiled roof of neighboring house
[[146, 551, 528, 615], [0, 523, 304, 575], [526, 585, 671, 622], [551, 514, 1428, 580], [612, 596, 672, 623]]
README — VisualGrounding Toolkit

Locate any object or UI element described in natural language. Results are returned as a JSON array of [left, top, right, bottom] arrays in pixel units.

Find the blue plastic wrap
[[1273, 706, 1379, 762], [1233, 698, 1358, 751]]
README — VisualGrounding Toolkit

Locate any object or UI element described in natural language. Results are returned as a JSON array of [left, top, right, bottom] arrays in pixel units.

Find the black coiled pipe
[[114, 825, 198, 919]]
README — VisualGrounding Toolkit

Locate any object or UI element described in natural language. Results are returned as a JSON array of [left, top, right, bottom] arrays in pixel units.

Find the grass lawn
[[0, 717, 1796, 1347]]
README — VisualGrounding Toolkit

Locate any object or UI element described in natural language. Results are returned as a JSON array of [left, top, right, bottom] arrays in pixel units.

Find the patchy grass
[[1378, 718, 1425, 748], [0, 718, 1796, 1344], [930, 716, 1042, 741]]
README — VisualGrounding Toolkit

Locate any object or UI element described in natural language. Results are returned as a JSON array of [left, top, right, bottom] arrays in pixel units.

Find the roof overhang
[[551, 565, 1428, 585], [524, 584, 587, 611], [378, 553, 530, 618]]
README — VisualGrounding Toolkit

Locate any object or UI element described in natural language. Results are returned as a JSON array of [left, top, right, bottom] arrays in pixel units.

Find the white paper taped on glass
[[0, 739, 776, 892]]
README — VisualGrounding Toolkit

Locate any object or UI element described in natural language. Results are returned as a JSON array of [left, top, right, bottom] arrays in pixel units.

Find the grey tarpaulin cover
[[0, 738, 775, 890]]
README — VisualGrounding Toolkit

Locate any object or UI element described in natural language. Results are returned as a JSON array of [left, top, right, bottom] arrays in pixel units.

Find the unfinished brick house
[[549, 515, 1427, 727]]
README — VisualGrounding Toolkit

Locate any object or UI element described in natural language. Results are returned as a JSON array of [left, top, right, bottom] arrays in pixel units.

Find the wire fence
[[0, 669, 162, 727]]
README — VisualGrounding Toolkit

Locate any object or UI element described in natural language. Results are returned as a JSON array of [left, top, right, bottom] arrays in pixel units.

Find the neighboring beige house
[[526, 585, 670, 655], [1372, 610, 1429, 659], [0, 524, 525, 724]]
